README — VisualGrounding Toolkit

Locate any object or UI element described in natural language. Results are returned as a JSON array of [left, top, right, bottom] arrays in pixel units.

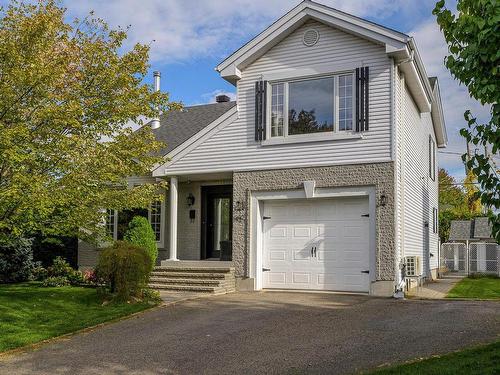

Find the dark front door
[[201, 185, 232, 260]]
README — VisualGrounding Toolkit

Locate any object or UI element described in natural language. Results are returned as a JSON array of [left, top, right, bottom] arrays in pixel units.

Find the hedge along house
[[78, 0, 447, 297]]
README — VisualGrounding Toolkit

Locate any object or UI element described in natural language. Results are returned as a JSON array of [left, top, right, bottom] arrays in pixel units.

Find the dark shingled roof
[[151, 101, 236, 156], [449, 217, 494, 240], [473, 217, 493, 239], [449, 220, 473, 241]]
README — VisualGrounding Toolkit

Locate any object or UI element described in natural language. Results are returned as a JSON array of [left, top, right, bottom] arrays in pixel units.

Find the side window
[[149, 200, 162, 242], [432, 207, 438, 234], [105, 209, 116, 239], [429, 136, 436, 181]]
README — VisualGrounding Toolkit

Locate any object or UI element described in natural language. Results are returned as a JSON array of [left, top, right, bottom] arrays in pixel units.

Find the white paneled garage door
[[262, 196, 371, 292]]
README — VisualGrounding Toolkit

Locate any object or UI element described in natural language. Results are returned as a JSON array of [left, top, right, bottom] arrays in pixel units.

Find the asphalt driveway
[[1, 292, 499, 374]]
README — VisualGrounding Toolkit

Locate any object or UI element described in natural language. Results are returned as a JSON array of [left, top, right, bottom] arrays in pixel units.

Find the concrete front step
[[154, 266, 234, 273], [150, 265, 236, 295], [150, 271, 230, 279], [149, 277, 231, 286], [148, 283, 235, 294]]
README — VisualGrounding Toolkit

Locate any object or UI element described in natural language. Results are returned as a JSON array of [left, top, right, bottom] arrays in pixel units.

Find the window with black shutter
[[355, 66, 369, 132], [255, 80, 267, 141]]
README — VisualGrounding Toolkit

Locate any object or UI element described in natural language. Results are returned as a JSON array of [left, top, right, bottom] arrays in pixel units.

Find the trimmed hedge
[[96, 241, 152, 300], [123, 216, 158, 270]]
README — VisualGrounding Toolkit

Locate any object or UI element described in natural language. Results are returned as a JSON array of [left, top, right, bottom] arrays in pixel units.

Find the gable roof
[[216, 0, 447, 147], [449, 220, 474, 241], [151, 101, 236, 156], [216, 0, 411, 80], [473, 217, 493, 239]]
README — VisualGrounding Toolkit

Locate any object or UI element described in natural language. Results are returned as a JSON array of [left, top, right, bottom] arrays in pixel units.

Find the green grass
[[0, 282, 156, 352], [447, 276, 500, 299], [369, 341, 500, 375]]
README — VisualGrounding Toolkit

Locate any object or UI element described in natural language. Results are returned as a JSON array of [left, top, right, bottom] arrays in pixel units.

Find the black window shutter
[[355, 67, 369, 132], [254, 81, 267, 141]]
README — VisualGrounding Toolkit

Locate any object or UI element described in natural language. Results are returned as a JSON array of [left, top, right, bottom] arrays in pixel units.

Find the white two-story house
[[79, 0, 447, 296]]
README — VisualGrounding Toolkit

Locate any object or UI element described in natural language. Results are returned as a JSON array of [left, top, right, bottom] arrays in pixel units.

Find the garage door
[[262, 196, 371, 292]]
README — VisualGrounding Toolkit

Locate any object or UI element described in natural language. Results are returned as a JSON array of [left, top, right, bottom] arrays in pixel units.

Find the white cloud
[[65, 0, 425, 64], [409, 18, 491, 180]]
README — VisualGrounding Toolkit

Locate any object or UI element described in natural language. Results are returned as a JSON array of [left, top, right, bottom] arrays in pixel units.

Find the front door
[[201, 185, 232, 260]]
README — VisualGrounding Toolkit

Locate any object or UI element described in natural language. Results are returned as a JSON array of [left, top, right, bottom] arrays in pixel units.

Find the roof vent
[[216, 94, 231, 103], [303, 29, 319, 47]]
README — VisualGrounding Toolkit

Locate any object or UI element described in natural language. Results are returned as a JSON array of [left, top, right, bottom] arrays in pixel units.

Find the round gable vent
[[303, 28, 320, 47]]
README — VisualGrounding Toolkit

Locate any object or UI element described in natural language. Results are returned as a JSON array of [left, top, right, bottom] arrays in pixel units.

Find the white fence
[[440, 242, 500, 276]]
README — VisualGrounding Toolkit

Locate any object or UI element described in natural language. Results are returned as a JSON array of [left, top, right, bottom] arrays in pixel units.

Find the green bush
[[48, 256, 74, 278], [123, 216, 158, 270], [43, 276, 70, 287], [32, 265, 49, 281], [0, 237, 38, 283], [38, 256, 84, 287], [96, 241, 152, 301]]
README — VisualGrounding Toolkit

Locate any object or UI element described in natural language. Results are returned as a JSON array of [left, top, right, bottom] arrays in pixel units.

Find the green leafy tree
[[123, 216, 157, 270], [438, 168, 483, 242], [0, 1, 179, 240], [433, 0, 500, 241]]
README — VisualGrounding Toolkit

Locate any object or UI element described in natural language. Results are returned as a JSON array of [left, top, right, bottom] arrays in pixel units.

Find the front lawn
[[0, 282, 156, 352], [369, 341, 500, 375], [447, 276, 500, 299]]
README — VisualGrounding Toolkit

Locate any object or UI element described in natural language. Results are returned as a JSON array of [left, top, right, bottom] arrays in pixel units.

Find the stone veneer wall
[[232, 162, 395, 282]]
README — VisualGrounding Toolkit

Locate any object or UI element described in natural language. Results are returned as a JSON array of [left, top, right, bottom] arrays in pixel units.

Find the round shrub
[[0, 237, 38, 283], [96, 241, 152, 301], [123, 216, 158, 270]]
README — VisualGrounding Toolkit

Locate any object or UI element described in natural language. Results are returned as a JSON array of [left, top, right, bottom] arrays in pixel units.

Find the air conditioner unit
[[405, 256, 422, 277]]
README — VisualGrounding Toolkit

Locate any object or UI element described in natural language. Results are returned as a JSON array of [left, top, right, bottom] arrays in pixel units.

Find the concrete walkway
[[407, 276, 462, 299], [158, 290, 205, 304]]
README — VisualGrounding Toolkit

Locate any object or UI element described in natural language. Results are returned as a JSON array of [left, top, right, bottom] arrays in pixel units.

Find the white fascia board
[[217, 1, 410, 80], [407, 38, 434, 102], [431, 81, 448, 148], [390, 44, 432, 113], [151, 107, 238, 177]]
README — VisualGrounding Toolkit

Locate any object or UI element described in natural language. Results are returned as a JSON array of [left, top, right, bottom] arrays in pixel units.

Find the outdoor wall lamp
[[379, 194, 387, 207], [186, 193, 195, 207]]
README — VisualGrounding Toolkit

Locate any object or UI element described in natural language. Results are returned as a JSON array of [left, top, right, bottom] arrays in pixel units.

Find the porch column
[[169, 176, 178, 261]]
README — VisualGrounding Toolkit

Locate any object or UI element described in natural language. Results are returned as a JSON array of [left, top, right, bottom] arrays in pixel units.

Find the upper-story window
[[269, 73, 354, 139]]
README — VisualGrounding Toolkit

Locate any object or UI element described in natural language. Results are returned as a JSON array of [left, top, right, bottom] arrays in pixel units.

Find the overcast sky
[[3, 0, 492, 181]]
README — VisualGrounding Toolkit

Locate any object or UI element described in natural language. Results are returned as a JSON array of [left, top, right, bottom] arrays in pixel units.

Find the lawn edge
[[0, 301, 162, 359], [364, 339, 500, 374]]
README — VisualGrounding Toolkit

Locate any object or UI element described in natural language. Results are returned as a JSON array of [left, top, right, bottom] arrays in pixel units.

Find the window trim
[[265, 72, 355, 142], [432, 207, 438, 234], [148, 200, 165, 248], [106, 199, 165, 249]]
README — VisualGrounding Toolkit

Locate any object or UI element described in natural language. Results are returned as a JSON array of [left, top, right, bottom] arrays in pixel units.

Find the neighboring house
[[444, 218, 498, 275], [449, 217, 496, 244], [78, 0, 447, 296]]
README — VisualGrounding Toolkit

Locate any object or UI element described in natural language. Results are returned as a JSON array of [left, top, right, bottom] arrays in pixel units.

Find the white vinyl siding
[[165, 20, 392, 174], [399, 73, 439, 277]]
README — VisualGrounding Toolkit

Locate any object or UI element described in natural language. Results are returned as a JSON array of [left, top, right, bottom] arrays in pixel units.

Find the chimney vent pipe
[[215, 94, 231, 103], [151, 71, 161, 129]]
